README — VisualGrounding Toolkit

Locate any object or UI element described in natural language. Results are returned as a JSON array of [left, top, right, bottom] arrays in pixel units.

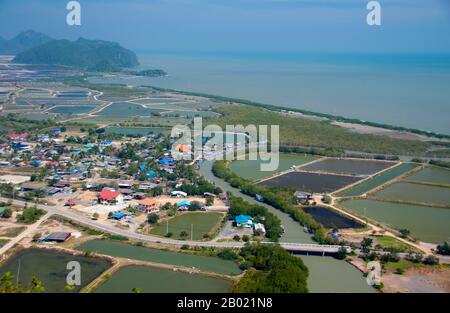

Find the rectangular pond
[[340, 199, 450, 243], [374, 182, 450, 207], [48, 106, 96, 115], [0, 248, 111, 293], [229, 153, 318, 181], [405, 167, 450, 185], [94, 265, 232, 293], [77, 240, 242, 275], [105, 127, 169, 136], [300, 158, 395, 176], [260, 171, 361, 193], [97, 102, 166, 117], [336, 163, 417, 197], [303, 207, 365, 229]]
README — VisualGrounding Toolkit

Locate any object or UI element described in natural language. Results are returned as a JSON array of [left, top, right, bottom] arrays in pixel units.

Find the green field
[[229, 153, 318, 181], [150, 212, 224, 240]]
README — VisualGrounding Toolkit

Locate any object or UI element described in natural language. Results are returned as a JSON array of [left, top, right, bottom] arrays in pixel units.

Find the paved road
[[0, 197, 344, 255]]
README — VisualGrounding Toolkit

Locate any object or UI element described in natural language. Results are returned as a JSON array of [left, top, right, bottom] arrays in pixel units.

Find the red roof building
[[65, 199, 76, 207], [99, 188, 123, 204], [8, 133, 29, 140]]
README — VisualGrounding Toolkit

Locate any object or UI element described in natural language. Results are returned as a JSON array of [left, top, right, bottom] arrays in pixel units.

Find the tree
[[0, 272, 45, 293], [1, 207, 12, 218], [423, 255, 439, 266], [399, 229, 410, 238], [218, 248, 239, 260], [437, 242, 450, 256], [336, 246, 348, 260], [179, 231, 188, 239], [233, 235, 241, 241], [360, 237, 373, 252], [131, 287, 141, 293], [147, 213, 159, 224]]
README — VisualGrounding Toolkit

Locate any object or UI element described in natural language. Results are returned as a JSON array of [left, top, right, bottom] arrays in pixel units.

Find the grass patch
[[383, 259, 424, 273], [0, 227, 26, 238], [372, 236, 415, 253], [0, 239, 8, 248], [150, 212, 223, 240]]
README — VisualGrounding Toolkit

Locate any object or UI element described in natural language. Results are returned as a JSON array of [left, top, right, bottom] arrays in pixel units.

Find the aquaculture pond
[[94, 266, 232, 293], [374, 182, 450, 207], [150, 212, 224, 240], [303, 207, 364, 229], [105, 127, 169, 136], [0, 248, 111, 292], [299, 256, 376, 293], [340, 199, 450, 243], [405, 167, 450, 185], [77, 240, 242, 275], [97, 102, 166, 117], [260, 171, 361, 193], [336, 163, 417, 197], [229, 153, 318, 181], [47, 105, 96, 114], [301, 158, 395, 176]]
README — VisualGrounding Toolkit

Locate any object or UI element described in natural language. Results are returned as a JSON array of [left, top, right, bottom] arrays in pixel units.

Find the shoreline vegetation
[[146, 85, 450, 140]]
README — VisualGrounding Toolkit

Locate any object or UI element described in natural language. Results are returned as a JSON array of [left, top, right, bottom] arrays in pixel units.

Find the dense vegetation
[[13, 37, 139, 71], [16, 207, 46, 224], [232, 243, 308, 293], [0, 272, 45, 293], [209, 105, 429, 155], [227, 195, 283, 241], [212, 161, 337, 245], [134, 69, 167, 77]]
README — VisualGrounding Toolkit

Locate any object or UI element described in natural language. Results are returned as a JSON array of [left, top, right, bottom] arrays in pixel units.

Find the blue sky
[[1, 0, 449, 53]]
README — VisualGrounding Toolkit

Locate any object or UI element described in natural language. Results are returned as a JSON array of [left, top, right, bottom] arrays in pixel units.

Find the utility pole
[[191, 224, 193, 241], [166, 220, 169, 235]]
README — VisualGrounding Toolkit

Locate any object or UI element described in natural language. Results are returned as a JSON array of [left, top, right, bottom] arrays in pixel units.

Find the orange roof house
[[175, 144, 190, 153], [137, 198, 159, 213]]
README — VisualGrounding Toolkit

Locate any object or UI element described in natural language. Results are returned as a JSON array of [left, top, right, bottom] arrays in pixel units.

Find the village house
[[235, 214, 253, 228], [98, 188, 124, 205], [137, 198, 159, 213]]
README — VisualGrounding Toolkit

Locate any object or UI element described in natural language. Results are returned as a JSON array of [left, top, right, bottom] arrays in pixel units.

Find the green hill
[[0, 30, 52, 55], [13, 37, 139, 71]]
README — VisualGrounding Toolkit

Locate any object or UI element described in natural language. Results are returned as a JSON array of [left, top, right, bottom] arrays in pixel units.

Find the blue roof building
[[146, 170, 156, 178], [177, 200, 191, 209], [158, 158, 175, 165], [112, 212, 127, 220], [235, 214, 253, 227], [139, 164, 147, 171]]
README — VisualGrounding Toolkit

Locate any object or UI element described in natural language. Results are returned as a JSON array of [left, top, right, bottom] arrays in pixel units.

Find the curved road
[[0, 197, 342, 257]]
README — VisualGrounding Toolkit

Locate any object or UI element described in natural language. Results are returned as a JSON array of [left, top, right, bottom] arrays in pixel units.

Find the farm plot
[[300, 158, 396, 176], [259, 171, 361, 193]]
